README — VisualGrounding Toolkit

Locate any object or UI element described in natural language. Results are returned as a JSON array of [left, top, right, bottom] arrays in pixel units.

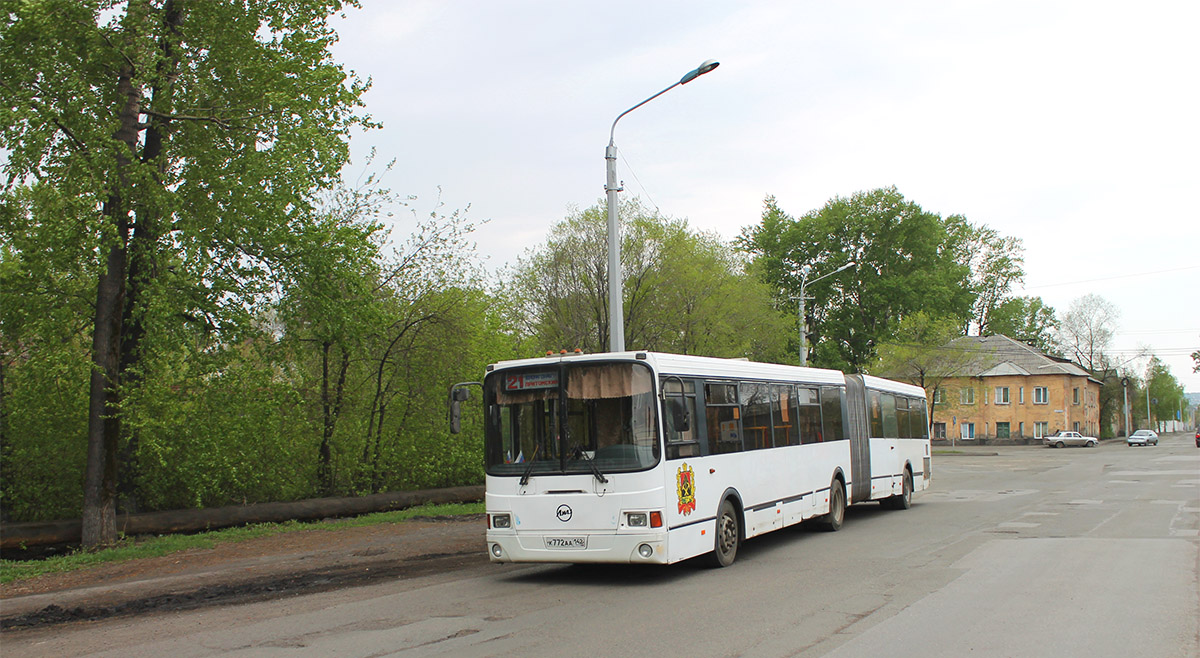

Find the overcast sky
[[330, 1, 1199, 393]]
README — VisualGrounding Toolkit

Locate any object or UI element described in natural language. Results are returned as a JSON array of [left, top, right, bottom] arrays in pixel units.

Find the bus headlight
[[637, 544, 654, 559], [626, 512, 648, 527], [491, 513, 512, 529], [490, 543, 504, 558]]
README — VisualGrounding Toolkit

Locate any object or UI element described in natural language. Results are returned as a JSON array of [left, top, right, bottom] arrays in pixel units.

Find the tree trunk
[[81, 25, 144, 545], [82, 200, 129, 547]]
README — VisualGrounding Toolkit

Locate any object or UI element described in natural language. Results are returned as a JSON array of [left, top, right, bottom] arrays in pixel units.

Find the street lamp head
[[680, 59, 720, 85]]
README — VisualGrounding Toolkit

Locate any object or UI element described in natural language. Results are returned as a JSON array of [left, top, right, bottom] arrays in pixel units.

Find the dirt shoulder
[[0, 514, 487, 631]]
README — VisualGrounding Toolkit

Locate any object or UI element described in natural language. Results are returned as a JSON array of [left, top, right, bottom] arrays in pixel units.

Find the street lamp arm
[[805, 260, 856, 288], [608, 60, 719, 144], [609, 82, 681, 145]]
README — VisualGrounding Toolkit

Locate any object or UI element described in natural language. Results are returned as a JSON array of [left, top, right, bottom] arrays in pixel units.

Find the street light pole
[[1146, 385, 1152, 432], [1121, 377, 1130, 437], [794, 261, 855, 366], [605, 59, 719, 353]]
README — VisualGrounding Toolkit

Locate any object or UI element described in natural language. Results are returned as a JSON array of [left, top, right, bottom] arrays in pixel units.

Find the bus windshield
[[484, 361, 660, 477]]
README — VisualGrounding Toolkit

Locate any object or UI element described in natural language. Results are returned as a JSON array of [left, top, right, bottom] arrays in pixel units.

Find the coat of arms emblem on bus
[[676, 463, 697, 515]]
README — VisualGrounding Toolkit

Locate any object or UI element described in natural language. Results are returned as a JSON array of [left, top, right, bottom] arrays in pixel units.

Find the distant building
[[932, 335, 1102, 442]]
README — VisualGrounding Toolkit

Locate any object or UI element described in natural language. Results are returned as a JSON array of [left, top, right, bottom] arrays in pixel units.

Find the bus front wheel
[[707, 499, 740, 567], [820, 480, 846, 532]]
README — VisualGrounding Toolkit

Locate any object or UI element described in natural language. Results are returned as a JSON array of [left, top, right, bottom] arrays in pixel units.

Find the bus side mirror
[[449, 386, 471, 434]]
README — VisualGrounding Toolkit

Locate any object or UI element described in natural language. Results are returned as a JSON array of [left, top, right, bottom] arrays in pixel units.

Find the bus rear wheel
[[819, 480, 846, 532], [883, 470, 912, 510], [707, 499, 740, 567]]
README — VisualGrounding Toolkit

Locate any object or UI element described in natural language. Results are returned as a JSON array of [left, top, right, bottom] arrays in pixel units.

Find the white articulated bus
[[450, 351, 931, 567]]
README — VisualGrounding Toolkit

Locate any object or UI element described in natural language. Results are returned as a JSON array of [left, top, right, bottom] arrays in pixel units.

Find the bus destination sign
[[505, 372, 559, 391]]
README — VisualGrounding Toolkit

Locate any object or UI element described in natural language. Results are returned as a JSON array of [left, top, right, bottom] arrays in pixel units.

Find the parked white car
[[1044, 431, 1098, 448], [1126, 429, 1159, 447]]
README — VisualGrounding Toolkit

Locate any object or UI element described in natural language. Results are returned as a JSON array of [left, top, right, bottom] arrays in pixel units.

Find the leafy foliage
[[961, 225, 1025, 335], [0, 0, 375, 542], [739, 188, 975, 371], [987, 296, 1059, 354], [502, 199, 790, 360]]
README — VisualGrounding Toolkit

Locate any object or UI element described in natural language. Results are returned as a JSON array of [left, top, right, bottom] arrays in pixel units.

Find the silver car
[[1126, 429, 1159, 447], [1044, 431, 1098, 448]]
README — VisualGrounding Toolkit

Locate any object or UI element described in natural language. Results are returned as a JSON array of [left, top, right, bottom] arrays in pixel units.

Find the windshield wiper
[[570, 444, 609, 484], [585, 455, 609, 484], [519, 444, 541, 486]]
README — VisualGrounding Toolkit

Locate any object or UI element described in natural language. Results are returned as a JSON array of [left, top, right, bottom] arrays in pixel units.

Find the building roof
[[946, 335, 1101, 383]]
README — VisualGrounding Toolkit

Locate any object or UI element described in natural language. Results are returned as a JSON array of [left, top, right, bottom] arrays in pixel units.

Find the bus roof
[[490, 351, 892, 390]]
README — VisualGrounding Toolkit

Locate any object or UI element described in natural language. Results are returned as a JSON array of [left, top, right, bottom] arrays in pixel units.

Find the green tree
[[0, 0, 371, 545], [0, 187, 95, 520], [987, 296, 1059, 354], [504, 200, 789, 360], [739, 188, 975, 371], [278, 187, 488, 496], [961, 225, 1024, 335], [1143, 357, 1185, 430]]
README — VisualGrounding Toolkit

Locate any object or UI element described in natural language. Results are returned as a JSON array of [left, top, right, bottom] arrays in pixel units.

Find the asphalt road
[[7, 433, 1198, 657]]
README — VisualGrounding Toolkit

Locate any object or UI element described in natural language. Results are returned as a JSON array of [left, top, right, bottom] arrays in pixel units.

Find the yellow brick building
[[931, 335, 1102, 442]]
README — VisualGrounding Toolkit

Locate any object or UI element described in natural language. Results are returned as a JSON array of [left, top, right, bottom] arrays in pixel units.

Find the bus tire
[[883, 470, 912, 510], [819, 480, 846, 532], [707, 499, 740, 567]]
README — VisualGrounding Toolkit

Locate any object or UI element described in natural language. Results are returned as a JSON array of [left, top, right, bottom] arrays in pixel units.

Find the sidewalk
[[0, 514, 486, 630]]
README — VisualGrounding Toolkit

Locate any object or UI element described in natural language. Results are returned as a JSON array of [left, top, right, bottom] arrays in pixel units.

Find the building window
[[1019, 387, 1024, 404], [1073, 387, 1080, 405], [933, 422, 946, 439], [1019, 422, 1025, 437], [960, 388, 975, 405], [1034, 421, 1049, 438], [961, 423, 975, 440], [933, 389, 944, 405], [996, 422, 1010, 439], [1034, 387, 1048, 404], [1073, 421, 1080, 432], [995, 387, 1010, 405]]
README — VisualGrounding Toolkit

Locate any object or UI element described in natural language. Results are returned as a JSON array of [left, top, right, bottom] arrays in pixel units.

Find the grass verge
[[0, 501, 483, 586]]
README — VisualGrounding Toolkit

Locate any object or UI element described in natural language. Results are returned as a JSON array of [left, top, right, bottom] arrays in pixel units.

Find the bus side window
[[913, 397, 929, 438], [882, 394, 899, 437], [796, 386, 822, 444], [896, 396, 912, 438], [705, 382, 742, 454], [740, 382, 772, 451], [868, 390, 884, 438], [663, 378, 700, 459], [773, 385, 799, 447], [820, 386, 846, 441]]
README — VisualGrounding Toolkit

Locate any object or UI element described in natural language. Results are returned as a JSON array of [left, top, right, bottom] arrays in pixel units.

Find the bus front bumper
[[486, 530, 669, 565]]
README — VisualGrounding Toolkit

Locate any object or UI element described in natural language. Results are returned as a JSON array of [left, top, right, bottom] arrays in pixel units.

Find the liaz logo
[[677, 463, 697, 515], [556, 504, 573, 522]]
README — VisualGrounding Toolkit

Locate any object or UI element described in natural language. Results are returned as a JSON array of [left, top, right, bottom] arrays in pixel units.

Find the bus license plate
[[544, 536, 587, 549]]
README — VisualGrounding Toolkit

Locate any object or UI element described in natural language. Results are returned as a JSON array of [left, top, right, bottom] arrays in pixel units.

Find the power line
[[1021, 265, 1200, 290]]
